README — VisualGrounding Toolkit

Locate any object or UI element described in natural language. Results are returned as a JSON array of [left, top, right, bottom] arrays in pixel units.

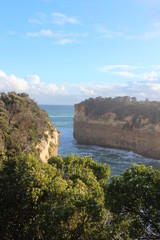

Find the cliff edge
[[74, 96, 160, 160], [0, 92, 60, 162]]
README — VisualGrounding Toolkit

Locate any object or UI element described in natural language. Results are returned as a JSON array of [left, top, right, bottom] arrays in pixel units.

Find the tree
[[1, 152, 160, 240], [0, 153, 110, 240], [105, 165, 160, 239]]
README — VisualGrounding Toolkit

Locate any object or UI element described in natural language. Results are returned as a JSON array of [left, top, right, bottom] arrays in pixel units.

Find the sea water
[[40, 105, 160, 176]]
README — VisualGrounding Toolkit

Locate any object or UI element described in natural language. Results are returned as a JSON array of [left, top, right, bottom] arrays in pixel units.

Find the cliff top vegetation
[[0, 92, 55, 157], [76, 96, 160, 125]]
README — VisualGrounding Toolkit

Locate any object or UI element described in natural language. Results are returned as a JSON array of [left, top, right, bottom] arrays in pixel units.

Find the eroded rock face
[[36, 128, 59, 163], [0, 92, 60, 162], [74, 97, 160, 160]]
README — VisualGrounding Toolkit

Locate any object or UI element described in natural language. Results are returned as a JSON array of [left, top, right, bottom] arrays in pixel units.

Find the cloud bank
[[0, 69, 160, 104], [0, 70, 68, 100]]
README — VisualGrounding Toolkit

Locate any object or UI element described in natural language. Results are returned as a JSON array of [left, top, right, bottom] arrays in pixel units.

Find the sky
[[1, 0, 160, 104]]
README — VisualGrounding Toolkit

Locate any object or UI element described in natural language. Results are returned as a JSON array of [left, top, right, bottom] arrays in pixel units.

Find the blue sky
[[0, 0, 160, 104]]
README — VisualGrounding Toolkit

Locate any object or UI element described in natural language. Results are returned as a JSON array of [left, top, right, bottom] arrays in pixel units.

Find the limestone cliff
[[0, 92, 59, 163], [74, 96, 160, 160]]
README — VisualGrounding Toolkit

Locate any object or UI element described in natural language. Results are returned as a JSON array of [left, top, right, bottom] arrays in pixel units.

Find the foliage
[[1, 151, 160, 239], [77, 96, 160, 127], [106, 164, 160, 239], [0, 92, 55, 157], [0, 153, 110, 240]]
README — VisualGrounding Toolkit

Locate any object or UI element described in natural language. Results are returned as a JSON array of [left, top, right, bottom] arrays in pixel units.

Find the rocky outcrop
[[74, 97, 160, 160], [0, 92, 59, 162], [35, 127, 59, 163]]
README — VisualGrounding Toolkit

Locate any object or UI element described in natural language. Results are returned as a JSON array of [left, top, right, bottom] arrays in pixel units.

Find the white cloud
[[27, 30, 87, 38], [27, 32, 39, 37], [150, 84, 160, 91], [143, 71, 158, 81], [76, 85, 95, 96], [51, 12, 78, 25], [71, 77, 160, 101], [96, 22, 160, 40], [39, 29, 53, 37], [27, 29, 62, 38], [114, 71, 136, 78], [66, 63, 160, 102], [27, 29, 88, 45], [99, 65, 138, 73], [99, 65, 160, 82], [27, 75, 69, 95], [154, 65, 160, 69], [0, 70, 28, 92], [1, 69, 160, 104], [0, 70, 7, 77], [28, 12, 78, 26], [28, 12, 47, 25], [54, 38, 76, 45], [95, 25, 123, 39], [26, 75, 40, 84], [27, 12, 84, 45], [0, 70, 68, 98], [127, 22, 160, 40]]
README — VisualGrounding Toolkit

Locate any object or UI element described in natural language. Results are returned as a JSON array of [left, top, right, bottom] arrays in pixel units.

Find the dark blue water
[[40, 105, 160, 176]]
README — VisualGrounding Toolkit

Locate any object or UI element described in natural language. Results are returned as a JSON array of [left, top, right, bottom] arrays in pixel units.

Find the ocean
[[40, 105, 160, 177]]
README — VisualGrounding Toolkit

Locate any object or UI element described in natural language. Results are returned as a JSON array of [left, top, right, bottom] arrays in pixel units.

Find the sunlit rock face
[[36, 128, 60, 163], [74, 96, 160, 160], [0, 92, 60, 162]]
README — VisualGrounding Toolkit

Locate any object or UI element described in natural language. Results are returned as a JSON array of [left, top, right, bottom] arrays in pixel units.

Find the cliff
[[0, 92, 60, 163], [74, 96, 160, 160]]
